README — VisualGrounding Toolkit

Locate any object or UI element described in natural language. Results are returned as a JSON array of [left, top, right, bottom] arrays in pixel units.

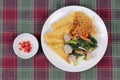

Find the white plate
[[13, 33, 39, 59], [41, 6, 108, 72]]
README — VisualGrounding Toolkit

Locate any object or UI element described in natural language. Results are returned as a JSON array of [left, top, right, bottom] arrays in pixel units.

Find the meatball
[[68, 55, 76, 62], [64, 34, 71, 42], [64, 44, 72, 54]]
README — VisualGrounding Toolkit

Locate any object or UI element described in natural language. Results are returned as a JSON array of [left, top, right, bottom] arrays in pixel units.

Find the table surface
[[0, 0, 119, 80]]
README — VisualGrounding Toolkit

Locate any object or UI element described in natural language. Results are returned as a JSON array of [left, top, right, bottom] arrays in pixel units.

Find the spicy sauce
[[19, 40, 32, 53]]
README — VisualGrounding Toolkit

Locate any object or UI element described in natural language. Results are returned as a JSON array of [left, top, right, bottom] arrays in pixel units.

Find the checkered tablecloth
[[0, 0, 119, 80]]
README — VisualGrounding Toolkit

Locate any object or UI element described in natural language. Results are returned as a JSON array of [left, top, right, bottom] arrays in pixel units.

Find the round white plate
[[41, 6, 108, 72], [13, 33, 39, 59]]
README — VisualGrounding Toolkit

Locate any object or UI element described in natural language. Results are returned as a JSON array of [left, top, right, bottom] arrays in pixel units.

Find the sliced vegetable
[[77, 37, 97, 51], [73, 60, 78, 66], [65, 35, 98, 65], [75, 50, 84, 54], [70, 44, 79, 50], [71, 51, 83, 58], [88, 35, 97, 45], [66, 40, 77, 45], [84, 33, 89, 37], [78, 47, 87, 51], [83, 55, 87, 61], [80, 35, 91, 42], [73, 56, 85, 66]]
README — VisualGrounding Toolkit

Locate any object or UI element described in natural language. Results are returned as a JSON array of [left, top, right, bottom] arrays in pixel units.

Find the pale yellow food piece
[[44, 35, 64, 43], [49, 23, 72, 35], [44, 12, 75, 64], [44, 24, 71, 43], [48, 43, 70, 63], [44, 23, 72, 64], [52, 12, 75, 29]]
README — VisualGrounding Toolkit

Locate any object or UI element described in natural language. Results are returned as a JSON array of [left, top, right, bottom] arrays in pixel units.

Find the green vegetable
[[73, 56, 87, 66], [78, 47, 87, 51], [66, 36, 97, 52], [66, 35, 97, 66], [70, 44, 80, 50], [66, 35, 97, 64], [66, 40, 77, 45], [83, 56, 87, 61], [73, 60, 78, 66], [88, 35, 97, 45], [76, 36, 97, 51], [71, 51, 83, 58]]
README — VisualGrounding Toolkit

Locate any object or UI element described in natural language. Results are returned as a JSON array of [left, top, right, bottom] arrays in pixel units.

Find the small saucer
[[13, 33, 39, 59]]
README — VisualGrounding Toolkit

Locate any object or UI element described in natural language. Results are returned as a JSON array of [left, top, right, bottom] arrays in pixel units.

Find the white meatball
[[68, 55, 76, 62], [64, 34, 71, 42], [64, 44, 72, 54]]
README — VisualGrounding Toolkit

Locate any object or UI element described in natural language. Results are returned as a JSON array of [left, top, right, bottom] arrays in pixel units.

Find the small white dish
[[41, 6, 108, 72], [13, 33, 39, 59]]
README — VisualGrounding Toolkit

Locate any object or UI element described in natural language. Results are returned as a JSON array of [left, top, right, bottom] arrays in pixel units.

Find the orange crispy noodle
[[70, 12, 97, 40]]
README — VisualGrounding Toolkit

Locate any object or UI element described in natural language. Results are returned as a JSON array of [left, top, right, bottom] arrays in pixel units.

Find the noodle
[[70, 12, 97, 40]]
